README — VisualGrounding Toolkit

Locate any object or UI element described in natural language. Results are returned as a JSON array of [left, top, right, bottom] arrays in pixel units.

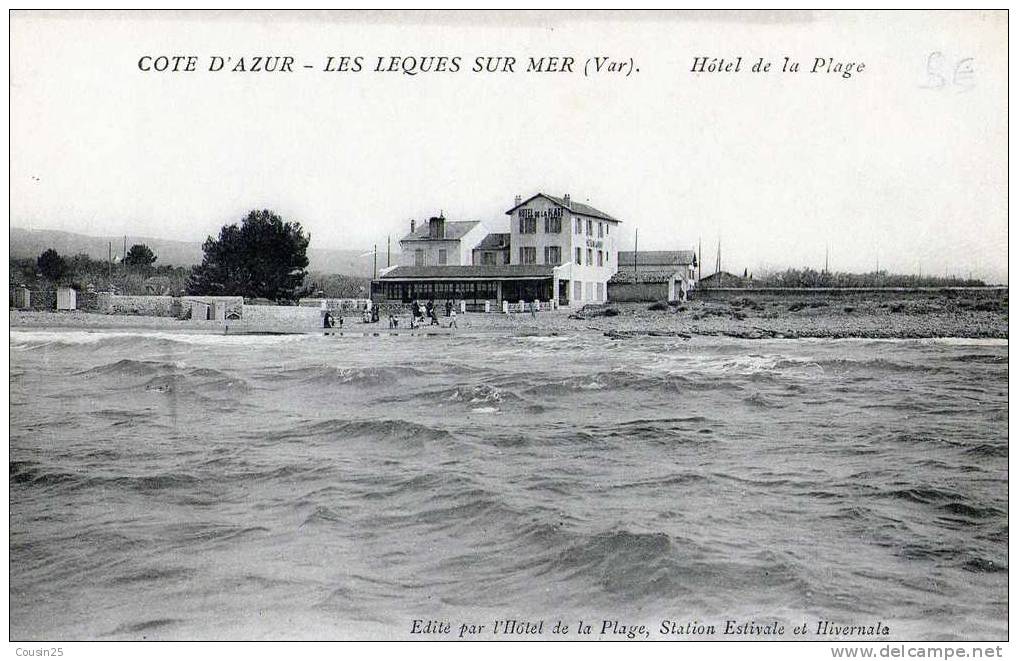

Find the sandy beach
[[9, 290, 1008, 339]]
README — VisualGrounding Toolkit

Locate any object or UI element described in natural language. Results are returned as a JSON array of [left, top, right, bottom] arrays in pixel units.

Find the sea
[[9, 328, 1008, 641]]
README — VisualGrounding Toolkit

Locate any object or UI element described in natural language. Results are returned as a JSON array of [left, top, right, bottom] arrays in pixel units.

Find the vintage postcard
[[8, 9, 1008, 651]]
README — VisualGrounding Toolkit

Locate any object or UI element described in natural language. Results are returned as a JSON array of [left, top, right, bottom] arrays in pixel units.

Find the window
[[606, 224, 610, 236], [519, 217, 537, 234], [544, 217, 562, 233], [520, 246, 536, 264], [482, 252, 493, 265], [414, 249, 424, 266], [597, 250, 603, 267], [573, 280, 582, 301], [575, 247, 582, 264], [597, 282, 604, 301], [544, 246, 561, 265], [575, 218, 582, 234], [438, 249, 447, 265], [587, 219, 593, 234], [587, 248, 594, 266], [598, 223, 604, 238]]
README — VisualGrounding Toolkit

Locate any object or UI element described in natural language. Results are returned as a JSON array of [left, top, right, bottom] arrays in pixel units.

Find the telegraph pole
[[373, 244, 377, 279], [386, 235, 391, 268], [634, 228, 639, 277], [698, 237, 702, 282]]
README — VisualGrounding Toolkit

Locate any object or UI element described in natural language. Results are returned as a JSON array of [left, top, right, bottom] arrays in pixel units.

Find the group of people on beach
[[387, 300, 457, 330], [323, 306, 378, 329], [323, 301, 460, 331]]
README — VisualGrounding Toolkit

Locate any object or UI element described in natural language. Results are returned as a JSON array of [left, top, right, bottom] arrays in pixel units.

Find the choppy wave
[[269, 364, 428, 388]]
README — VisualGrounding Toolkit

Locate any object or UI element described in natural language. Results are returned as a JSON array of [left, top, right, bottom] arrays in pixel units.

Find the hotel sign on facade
[[518, 207, 564, 221]]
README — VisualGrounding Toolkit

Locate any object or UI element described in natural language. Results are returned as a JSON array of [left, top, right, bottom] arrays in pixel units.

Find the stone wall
[[91, 295, 243, 318], [240, 304, 323, 329], [27, 290, 57, 311], [97, 294, 178, 317], [10, 290, 249, 319], [608, 281, 670, 303], [691, 286, 1009, 302], [77, 291, 101, 312]]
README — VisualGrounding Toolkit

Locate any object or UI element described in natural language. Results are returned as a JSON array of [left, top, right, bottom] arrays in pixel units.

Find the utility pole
[[108, 241, 112, 282], [373, 244, 377, 279], [697, 237, 702, 283], [386, 235, 390, 268], [634, 228, 639, 278]]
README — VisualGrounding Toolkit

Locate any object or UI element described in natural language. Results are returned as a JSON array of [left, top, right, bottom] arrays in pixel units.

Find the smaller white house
[[398, 215, 489, 267]]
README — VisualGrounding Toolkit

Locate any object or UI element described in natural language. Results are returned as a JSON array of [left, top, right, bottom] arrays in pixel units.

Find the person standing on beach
[[449, 308, 457, 328]]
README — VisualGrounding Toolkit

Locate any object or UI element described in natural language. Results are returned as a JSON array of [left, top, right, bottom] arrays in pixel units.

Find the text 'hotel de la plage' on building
[[371, 192, 698, 309]]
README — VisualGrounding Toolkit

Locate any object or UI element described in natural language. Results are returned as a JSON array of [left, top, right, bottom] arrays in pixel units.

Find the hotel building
[[371, 192, 622, 308]]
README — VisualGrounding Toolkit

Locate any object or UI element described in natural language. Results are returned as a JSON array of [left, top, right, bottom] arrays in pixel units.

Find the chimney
[[410, 218, 416, 234], [429, 214, 445, 239], [563, 193, 571, 208], [514, 194, 522, 206]]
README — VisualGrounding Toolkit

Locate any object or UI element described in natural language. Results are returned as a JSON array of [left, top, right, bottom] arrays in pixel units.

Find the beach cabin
[[56, 287, 77, 311]]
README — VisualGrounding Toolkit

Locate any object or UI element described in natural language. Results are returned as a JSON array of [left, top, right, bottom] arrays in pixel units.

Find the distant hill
[[9, 227, 378, 277]]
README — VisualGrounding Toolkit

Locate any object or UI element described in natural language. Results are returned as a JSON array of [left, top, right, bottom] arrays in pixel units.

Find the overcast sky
[[10, 10, 1008, 282]]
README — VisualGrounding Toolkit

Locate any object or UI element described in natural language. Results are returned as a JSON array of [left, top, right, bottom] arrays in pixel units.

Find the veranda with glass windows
[[372, 277, 555, 306]]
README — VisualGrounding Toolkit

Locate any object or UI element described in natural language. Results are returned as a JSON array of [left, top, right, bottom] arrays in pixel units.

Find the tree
[[37, 248, 67, 282], [124, 243, 157, 268], [187, 209, 311, 302]]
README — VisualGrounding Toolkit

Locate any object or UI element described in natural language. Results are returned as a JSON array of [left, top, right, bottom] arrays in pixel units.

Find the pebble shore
[[9, 292, 1009, 340]]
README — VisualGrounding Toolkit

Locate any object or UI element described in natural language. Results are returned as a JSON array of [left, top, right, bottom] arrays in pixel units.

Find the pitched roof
[[617, 250, 696, 267], [401, 220, 480, 242], [504, 193, 620, 222], [609, 269, 681, 284], [473, 232, 511, 251], [379, 264, 554, 280], [700, 271, 744, 283]]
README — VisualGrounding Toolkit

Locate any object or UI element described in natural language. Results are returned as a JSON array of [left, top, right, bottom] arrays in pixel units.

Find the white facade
[[398, 219, 488, 267], [506, 194, 620, 304]]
